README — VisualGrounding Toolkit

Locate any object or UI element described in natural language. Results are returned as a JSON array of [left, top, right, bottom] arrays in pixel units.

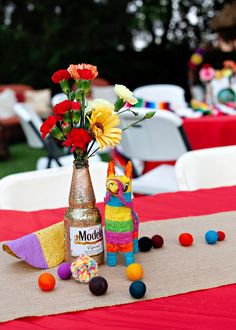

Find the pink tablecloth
[[1, 186, 236, 329]]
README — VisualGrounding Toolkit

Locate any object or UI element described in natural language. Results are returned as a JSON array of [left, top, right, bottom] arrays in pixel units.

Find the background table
[[183, 115, 236, 150], [115, 113, 236, 174], [1, 186, 236, 329]]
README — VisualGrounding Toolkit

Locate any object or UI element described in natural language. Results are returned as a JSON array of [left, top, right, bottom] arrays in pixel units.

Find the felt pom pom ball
[[89, 276, 108, 296], [126, 263, 143, 281], [57, 262, 72, 280], [38, 272, 56, 291], [217, 231, 225, 241], [71, 255, 98, 283], [151, 234, 164, 248], [138, 236, 152, 252], [129, 280, 146, 299], [205, 230, 218, 244], [179, 233, 193, 246]]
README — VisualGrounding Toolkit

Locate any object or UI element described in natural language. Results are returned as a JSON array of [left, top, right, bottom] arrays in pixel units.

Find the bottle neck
[[69, 160, 96, 208], [74, 159, 88, 169]]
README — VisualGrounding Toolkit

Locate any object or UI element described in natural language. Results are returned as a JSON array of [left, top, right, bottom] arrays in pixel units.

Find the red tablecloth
[[1, 186, 236, 329], [183, 115, 236, 150]]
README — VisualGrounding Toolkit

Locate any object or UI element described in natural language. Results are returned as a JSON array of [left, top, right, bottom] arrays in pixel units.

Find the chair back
[[14, 103, 67, 168], [0, 162, 112, 211], [175, 146, 236, 191], [51, 93, 67, 107], [14, 103, 44, 148], [91, 85, 116, 103], [120, 108, 189, 161], [133, 84, 187, 107]]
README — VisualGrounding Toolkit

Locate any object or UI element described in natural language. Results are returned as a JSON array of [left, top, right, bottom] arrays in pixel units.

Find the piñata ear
[[107, 160, 116, 177], [125, 161, 132, 178]]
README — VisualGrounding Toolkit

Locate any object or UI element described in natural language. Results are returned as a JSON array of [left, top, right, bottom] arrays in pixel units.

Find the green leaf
[[114, 98, 125, 112], [60, 80, 70, 95], [144, 111, 156, 119]]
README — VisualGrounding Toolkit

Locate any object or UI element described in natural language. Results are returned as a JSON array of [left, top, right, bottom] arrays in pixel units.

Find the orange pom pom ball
[[38, 272, 56, 291], [126, 263, 143, 281], [179, 233, 193, 247]]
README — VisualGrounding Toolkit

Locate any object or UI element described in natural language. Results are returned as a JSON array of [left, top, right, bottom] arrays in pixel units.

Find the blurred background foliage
[[0, 0, 233, 96]]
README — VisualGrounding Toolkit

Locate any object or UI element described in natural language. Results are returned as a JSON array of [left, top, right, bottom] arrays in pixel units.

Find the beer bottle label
[[70, 224, 104, 257]]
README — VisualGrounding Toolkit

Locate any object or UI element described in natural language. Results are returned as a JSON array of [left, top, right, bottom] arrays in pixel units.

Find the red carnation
[[53, 100, 72, 120], [40, 116, 57, 139], [68, 63, 98, 81], [51, 70, 71, 84], [71, 101, 81, 111], [62, 128, 92, 152], [77, 68, 95, 80]]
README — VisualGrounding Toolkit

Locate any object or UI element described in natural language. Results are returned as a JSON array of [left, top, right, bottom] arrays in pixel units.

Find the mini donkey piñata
[[104, 160, 139, 266]]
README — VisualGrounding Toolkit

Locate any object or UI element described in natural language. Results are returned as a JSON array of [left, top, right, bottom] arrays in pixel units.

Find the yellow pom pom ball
[[126, 263, 143, 281]]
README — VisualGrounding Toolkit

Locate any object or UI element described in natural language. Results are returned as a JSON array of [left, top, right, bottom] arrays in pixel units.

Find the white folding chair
[[14, 103, 83, 169], [119, 108, 191, 194], [14, 102, 44, 149], [175, 146, 236, 191], [90, 85, 116, 103], [51, 93, 67, 107], [133, 84, 187, 108], [36, 153, 101, 170], [0, 162, 113, 211]]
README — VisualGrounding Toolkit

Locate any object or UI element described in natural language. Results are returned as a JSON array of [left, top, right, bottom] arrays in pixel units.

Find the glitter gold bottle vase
[[64, 160, 104, 265]]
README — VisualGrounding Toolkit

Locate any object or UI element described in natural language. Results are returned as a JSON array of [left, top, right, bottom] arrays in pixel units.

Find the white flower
[[114, 84, 138, 105]]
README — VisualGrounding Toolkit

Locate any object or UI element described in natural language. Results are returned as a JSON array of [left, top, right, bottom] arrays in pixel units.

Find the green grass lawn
[[0, 143, 47, 179], [0, 143, 110, 179]]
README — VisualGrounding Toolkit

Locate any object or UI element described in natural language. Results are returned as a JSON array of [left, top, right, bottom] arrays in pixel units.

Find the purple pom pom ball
[[57, 262, 72, 280]]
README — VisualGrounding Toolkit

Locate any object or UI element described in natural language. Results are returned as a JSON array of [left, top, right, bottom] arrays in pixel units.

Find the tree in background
[[0, 0, 233, 93]]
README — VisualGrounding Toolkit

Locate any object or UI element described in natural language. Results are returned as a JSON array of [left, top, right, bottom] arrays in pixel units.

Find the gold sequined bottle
[[64, 160, 104, 265]]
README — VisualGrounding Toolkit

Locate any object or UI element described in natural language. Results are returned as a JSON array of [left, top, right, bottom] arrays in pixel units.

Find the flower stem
[[80, 92, 85, 128], [86, 139, 96, 157], [88, 146, 99, 159], [122, 111, 155, 131], [118, 108, 138, 116]]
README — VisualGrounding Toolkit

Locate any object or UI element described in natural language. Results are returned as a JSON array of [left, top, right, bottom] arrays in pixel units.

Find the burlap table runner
[[1, 210, 236, 323]]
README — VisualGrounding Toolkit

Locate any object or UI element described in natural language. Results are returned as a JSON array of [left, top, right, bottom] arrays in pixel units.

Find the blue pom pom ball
[[129, 280, 146, 299], [205, 230, 218, 244]]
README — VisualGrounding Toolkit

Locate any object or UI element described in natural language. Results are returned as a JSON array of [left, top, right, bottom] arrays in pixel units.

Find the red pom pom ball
[[217, 231, 225, 241], [151, 234, 164, 248], [179, 233, 193, 247]]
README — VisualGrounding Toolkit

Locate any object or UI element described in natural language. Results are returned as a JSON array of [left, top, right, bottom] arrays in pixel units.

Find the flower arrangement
[[199, 64, 215, 83], [40, 63, 154, 161], [214, 61, 236, 82], [188, 48, 205, 69]]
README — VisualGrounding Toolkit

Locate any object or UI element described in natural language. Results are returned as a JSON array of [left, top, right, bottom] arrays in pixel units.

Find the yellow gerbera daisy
[[89, 106, 122, 150]]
